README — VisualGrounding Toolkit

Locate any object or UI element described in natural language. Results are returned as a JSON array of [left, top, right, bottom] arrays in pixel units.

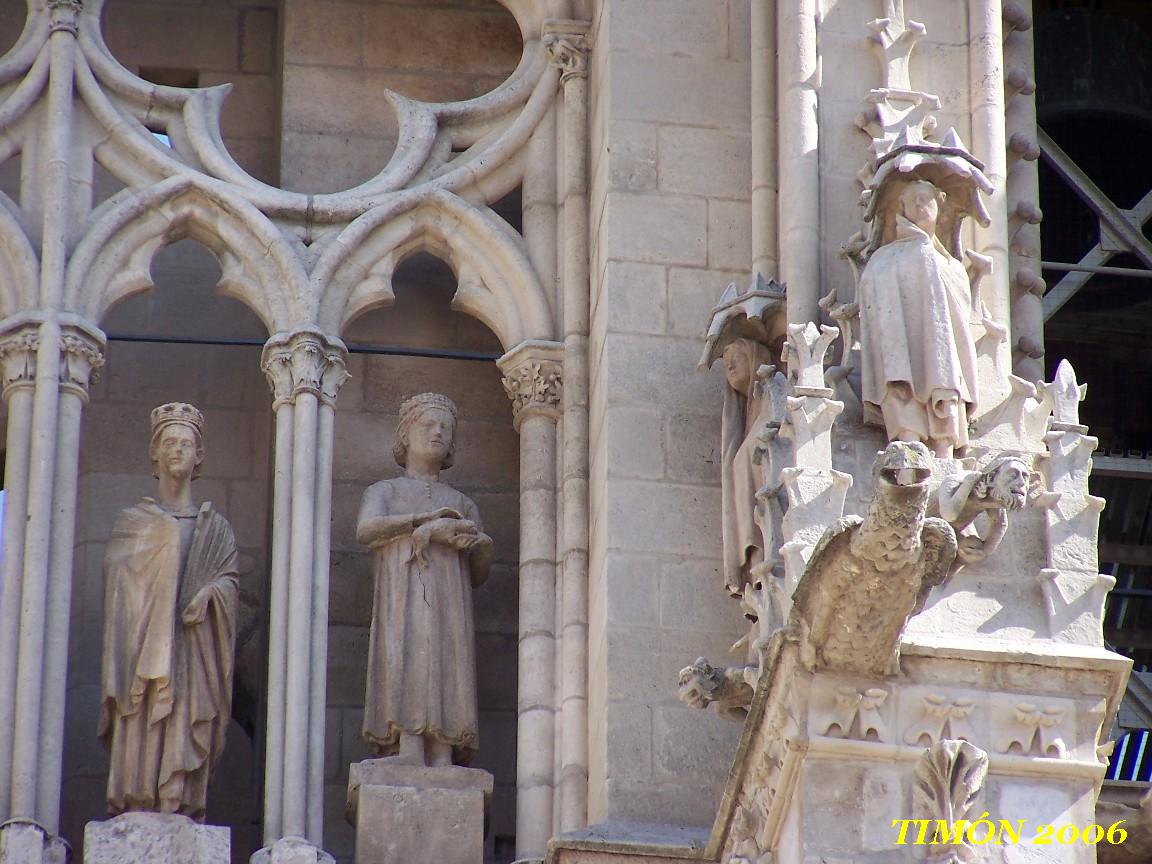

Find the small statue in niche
[[699, 276, 788, 598], [857, 178, 981, 458], [357, 393, 493, 766], [720, 337, 775, 596], [99, 403, 240, 820], [934, 453, 1031, 573]]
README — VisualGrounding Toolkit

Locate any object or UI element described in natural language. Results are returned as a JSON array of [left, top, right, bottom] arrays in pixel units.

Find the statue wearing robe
[[720, 338, 772, 596], [857, 181, 980, 457], [357, 393, 492, 766], [99, 500, 239, 819]]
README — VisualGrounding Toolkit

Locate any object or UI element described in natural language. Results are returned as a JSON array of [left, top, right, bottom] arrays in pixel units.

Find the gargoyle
[[791, 441, 958, 677], [677, 657, 756, 722]]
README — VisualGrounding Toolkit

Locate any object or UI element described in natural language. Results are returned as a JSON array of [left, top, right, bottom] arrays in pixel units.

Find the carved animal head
[[873, 440, 935, 488]]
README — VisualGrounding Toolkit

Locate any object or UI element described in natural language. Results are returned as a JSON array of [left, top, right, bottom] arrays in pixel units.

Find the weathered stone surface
[[83, 813, 229, 864], [347, 763, 492, 864]]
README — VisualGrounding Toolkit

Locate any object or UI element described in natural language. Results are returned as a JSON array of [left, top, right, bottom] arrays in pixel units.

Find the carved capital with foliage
[[498, 339, 563, 431], [261, 330, 349, 409]]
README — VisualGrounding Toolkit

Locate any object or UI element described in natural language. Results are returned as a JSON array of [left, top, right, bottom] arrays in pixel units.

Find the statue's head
[[976, 454, 1030, 511], [721, 338, 771, 396], [394, 393, 458, 470], [899, 179, 945, 235], [149, 402, 205, 481]]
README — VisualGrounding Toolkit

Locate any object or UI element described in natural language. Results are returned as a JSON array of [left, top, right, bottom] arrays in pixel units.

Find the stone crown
[[150, 402, 205, 439]]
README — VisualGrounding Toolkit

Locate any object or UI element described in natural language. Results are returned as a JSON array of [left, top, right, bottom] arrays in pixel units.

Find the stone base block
[[249, 837, 335, 864], [0, 822, 69, 864], [347, 760, 493, 864], [84, 813, 229, 864]]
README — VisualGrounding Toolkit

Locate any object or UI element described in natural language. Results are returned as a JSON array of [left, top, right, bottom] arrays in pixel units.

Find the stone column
[[0, 324, 40, 824], [498, 340, 563, 861], [255, 330, 347, 864], [0, 316, 103, 860], [778, 0, 820, 324], [969, 0, 1014, 398], [545, 20, 592, 835], [1003, 1, 1044, 380], [38, 326, 104, 829]]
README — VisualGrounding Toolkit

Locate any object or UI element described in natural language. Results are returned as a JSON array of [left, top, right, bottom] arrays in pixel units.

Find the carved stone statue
[[791, 441, 958, 676], [934, 453, 1030, 572], [99, 403, 240, 820], [857, 178, 981, 458], [699, 277, 787, 597], [677, 657, 755, 723], [720, 337, 774, 596], [357, 393, 493, 766]]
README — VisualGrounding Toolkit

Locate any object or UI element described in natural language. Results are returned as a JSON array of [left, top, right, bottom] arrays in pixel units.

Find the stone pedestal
[[347, 760, 493, 864], [84, 813, 229, 864], [249, 836, 335, 864], [0, 821, 69, 864]]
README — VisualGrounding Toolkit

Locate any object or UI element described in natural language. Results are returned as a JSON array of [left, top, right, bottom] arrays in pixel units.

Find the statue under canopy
[[357, 393, 493, 766], [699, 276, 787, 597], [99, 403, 240, 820], [858, 178, 980, 457]]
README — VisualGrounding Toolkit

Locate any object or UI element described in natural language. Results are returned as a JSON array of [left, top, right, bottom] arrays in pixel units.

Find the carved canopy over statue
[[357, 393, 493, 766], [99, 403, 240, 820]]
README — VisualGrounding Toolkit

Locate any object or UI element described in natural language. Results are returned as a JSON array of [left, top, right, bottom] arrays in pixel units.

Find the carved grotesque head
[[874, 440, 935, 488], [394, 392, 458, 470], [149, 402, 205, 480], [677, 658, 722, 710], [977, 455, 1030, 511]]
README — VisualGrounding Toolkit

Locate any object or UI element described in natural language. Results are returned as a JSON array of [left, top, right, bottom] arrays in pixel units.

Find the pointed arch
[[0, 199, 40, 319], [64, 175, 308, 332], [313, 189, 554, 350]]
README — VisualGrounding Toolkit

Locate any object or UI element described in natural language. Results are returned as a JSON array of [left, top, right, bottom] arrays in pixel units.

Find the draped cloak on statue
[[359, 476, 486, 763], [857, 215, 980, 451], [720, 339, 770, 597], [98, 500, 239, 820]]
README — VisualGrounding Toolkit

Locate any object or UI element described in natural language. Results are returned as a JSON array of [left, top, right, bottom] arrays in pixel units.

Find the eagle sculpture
[[791, 441, 958, 677]]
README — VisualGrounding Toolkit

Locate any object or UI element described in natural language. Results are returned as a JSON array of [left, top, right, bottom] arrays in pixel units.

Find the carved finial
[[1048, 359, 1086, 428], [866, 4, 926, 92], [784, 322, 838, 395]]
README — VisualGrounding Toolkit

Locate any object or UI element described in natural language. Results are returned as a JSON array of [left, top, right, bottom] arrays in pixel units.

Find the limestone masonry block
[[346, 762, 492, 864], [658, 127, 751, 199], [83, 814, 230, 864]]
